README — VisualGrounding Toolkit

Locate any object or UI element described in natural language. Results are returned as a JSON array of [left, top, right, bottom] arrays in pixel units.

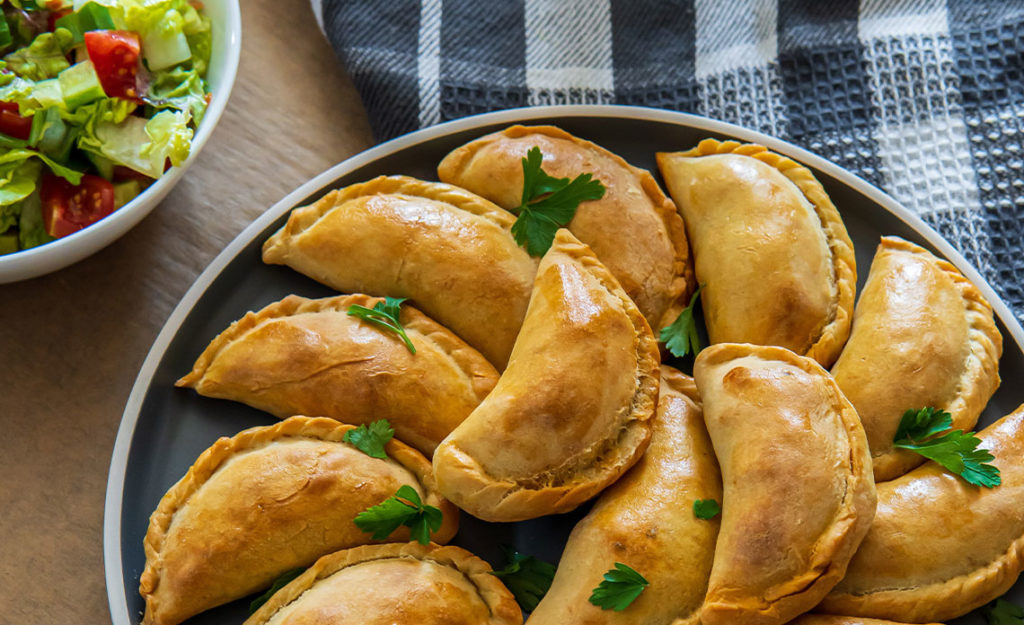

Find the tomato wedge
[[41, 173, 116, 238], [84, 30, 142, 101], [0, 101, 32, 141]]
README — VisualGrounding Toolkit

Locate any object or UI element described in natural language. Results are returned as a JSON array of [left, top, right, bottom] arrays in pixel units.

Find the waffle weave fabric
[[313, 0, 1024, 325]]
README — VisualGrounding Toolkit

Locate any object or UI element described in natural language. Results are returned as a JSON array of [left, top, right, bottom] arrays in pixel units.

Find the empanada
[[831, 236, 1002, 481], [140, 416, 458, 625], [438, 124, 693, 331], [176, 294, 499, 456], [432, 229, 660, 522], [791, 617, 942, 625], [245, 543, 522, 625], [528, 366, 720, 625], [657, 140, 856, 367], [261, 175, 538, 367], [693, 343, 876, 625], [821, 405, 1024, 623]]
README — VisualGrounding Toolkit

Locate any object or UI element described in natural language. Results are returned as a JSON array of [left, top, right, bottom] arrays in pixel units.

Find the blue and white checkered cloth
[[312, 0, 1024, 324]]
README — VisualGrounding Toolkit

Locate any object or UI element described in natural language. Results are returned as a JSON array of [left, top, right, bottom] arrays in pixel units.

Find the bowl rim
[[103, 103, 1024, 624], [0, 0, 243, 282]]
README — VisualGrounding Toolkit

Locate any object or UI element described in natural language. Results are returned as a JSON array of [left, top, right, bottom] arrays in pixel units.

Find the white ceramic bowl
[[0, 0, 241, 284]]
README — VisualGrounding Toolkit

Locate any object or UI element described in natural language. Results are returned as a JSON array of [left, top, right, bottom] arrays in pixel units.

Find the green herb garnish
[[511, 146, 605, 257], [248, 567, 304, 614], [353, 484, 442, 545], [693, 498, 721, 519], [985, 598, 1024, 625], [347, 296, 416, 354], [343, 419, 394, 460], [489, 546, 556, 612], [588, 562, 649, 611], [659, 285, 704, 358], [893, 407, 1000, 488]]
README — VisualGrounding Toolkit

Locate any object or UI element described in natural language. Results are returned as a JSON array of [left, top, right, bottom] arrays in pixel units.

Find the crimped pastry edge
[[175, 293, 498, 406], [432, 229, 660, 522], [439, 123, 696, 329], [244, 542, 522, 625], [261, 175, 519, 264], [696, 343, 876, 625], [139, 416, 458, 625], [868, 236, 1003, 482], [657, 139, 856, 367], [819, 405, 1024, 623]]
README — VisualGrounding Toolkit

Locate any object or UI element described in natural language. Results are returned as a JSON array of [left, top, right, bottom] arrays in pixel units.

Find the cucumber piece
[[113, 179, 141, 209], [58, 60, 105, 109], [141, 10, 192, 71], [0, 231, 18, 254], [86, 150, 115, 180]]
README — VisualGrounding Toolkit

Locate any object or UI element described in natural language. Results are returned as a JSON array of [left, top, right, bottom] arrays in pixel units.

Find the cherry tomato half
[[41, 173, 116, 238], [84, 30, 142, 101], [0, 101, 32, 141]]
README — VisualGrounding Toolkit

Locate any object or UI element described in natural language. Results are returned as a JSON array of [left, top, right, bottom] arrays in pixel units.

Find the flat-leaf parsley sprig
[[347, 296, 416, 354], [343, 419, 395, 460], [353, 484, 443, 545], [660, 285, 704, 358], [693, 497, 721, 520], [893, 407, 1000, 488], [511, 146, 605, 257], [588, 562, 649, 611], [489, 546, 556, 612], [248, 567, 304, 614], [984, 598, 1024, 625]]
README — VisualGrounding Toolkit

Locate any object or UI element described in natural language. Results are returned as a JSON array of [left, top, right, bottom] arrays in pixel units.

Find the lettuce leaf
[[146, 65, 206, 124], [4, 29, 73, 81], [17, 188, 52, 249]]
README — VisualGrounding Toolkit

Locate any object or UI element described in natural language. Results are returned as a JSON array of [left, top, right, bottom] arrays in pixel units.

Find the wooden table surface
[[0, 2, 373, 622]]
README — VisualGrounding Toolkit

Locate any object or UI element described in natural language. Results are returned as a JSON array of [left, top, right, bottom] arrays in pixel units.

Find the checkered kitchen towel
[[312, 0, 1024, 325]]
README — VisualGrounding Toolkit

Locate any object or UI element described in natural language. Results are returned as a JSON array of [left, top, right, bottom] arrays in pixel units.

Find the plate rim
[[103, 103, 1024, 623]]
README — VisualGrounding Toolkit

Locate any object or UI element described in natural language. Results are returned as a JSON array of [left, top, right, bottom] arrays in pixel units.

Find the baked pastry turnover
[[139, 416, 458, 625], [176, 294, 499, 456], [432, 229, 660, 522], [528, 366, 720, 625], [790, 617, 942, 625], [831, 236, 1002, 482], [261, 175, 537, 367], [245, 543, 522, 625], [693, 343, 876, 625], [657, 140, 856, 367], [821, 404, 1024, 623], [438, 124, 693, 331]]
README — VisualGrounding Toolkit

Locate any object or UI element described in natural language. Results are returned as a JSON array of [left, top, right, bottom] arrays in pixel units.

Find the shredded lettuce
[[147, 65, 207, 124], [0, 149, 83, 185], [17, 188, 52, 249], [0, 158, 42, 206], [80, 109, 191, 178], [3, 29, 73, 81]]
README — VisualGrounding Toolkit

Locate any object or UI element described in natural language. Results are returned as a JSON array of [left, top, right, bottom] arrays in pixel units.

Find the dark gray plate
[[104, 106, 1024, 625]]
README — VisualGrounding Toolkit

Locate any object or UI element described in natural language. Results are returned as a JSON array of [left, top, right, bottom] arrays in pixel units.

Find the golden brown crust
[[139, 416, 458, 625], [821, 405, 1024, 623], [175, 294, 499, 455], [694, 343, 876, 625], [245, 543, 522, 625], [432, 229, 660, 522], [832, 236, 1002, 481], [657, 139, 856, 367], [438, 124, 694, 331], [261, 175, 537, 368], [794, 616, 943, 625], [527, 365, 720, 625]]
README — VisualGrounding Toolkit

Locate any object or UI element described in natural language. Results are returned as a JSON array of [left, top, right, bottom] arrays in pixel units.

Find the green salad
[[0, 0, 211, 255]]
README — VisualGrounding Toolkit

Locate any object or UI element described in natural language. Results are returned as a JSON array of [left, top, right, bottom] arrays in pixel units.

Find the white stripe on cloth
[[417, 0, 443, 127], [858, 0, 948, 38], [310, 0, 325, 34], [524, 0, 614, 106], [694, 0, 777, 78]]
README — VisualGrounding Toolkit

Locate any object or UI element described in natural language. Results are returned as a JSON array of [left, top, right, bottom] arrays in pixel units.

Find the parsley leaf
[[511, 146, 605, 257], [893, 407, 1001, 488], [985, 599, 1024, 625], [588, 562, 649, 611], [343, 419, 395, 460], [347, 297, 416, 354], [353, 484, 443, 545], [660, 285, 704, 358], [248, 567, 304, 614], [693, 498, 721, 520], [489, 546, 556, 612]]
